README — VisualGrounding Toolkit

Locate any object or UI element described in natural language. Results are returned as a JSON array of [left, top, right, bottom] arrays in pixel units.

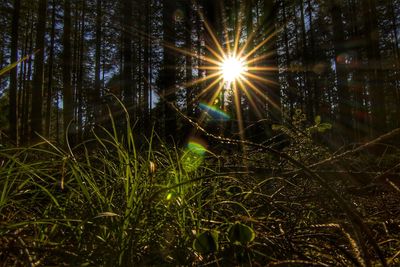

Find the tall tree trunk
[[31, 0, 47, 142], [77, 0, 86, 141], [9, 0, 21, 145], [143, 0, 150, 131], [299, 0, 313, 121], [185, 0, 193, 117], [161, 0, 177, 138], [389, 0, 400, 128], [122, 0, 133, 106], [330, 1, 352, 142], [62, 0, 74, 143], [21, 15, 34, 144], [349, 0, 367, 140], [264, 0, 281, 123], [45, 0, 56, 138], [363, 0, 387, 136], [306, 0, 317, 117], [94, 0, 102, 123], [282, 0, 294, 117]]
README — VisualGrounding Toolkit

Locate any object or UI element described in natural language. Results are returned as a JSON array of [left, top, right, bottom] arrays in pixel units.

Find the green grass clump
[[1, 109, 398, 266]]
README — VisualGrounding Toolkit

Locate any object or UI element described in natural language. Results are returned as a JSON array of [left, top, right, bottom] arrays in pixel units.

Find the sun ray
[[221, 4, 231, 56], [205, 44, 225, 62], [236, 78, 264, 119], [181, 71, 222, 88], [241, 29, 279, 61], [190, 76, 224, 104], [240, 75, 281, 112], [164, 2, 288, 145], [162, 41, 222, 66], [197, 65, 224, 71], [247, 66, 279, 72], [242, 72, 278, 85], [233, 23, 242, 56], [237, 28, 257, 59], [245, 51, 276, 66], [201, 17, 227, 58], [232, 82, 245, 135]]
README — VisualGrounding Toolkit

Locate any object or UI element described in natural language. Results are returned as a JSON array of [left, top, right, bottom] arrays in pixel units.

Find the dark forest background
[[0, 0, 399, 145]]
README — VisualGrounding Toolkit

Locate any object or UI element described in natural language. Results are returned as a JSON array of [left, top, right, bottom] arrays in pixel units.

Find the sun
[[159, 7, 281, 144], [220, 56, 247, 83]]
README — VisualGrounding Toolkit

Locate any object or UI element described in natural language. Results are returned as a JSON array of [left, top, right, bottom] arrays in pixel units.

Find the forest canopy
[[0, 0, 399, 145]]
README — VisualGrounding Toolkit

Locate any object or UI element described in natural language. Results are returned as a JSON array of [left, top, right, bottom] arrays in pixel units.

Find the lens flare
[[181, 141, 207, 172], [199, 102, 230, 121], [187, 141, 207, 155]]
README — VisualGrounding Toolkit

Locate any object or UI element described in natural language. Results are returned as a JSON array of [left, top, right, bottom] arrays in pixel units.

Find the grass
[[0, 108, 400, 266]]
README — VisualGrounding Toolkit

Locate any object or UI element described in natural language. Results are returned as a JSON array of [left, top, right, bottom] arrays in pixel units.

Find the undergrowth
[[0, 108, 399, 266]]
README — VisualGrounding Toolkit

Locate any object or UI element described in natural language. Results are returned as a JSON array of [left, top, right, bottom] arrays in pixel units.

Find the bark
[[94, 0, 102, 123], [31, 0, 47, 141], [330, 1, 352, 141], [77, 0, 86, 141], [264, 0, 281, 123], [185, 0, 193, 117], [45, 0, 56, 138], [62, 0, 74, 142], [122, 0, 133, 106], [363, 0, 387, 136], [9, 0, 21, 145], [143, 0, 150, 130], [161, 0, 177, 138]]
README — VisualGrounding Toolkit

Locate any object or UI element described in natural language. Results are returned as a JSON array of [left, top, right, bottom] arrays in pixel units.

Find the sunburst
[[220, 55, 247, 83], [159, 3, 281, 144]]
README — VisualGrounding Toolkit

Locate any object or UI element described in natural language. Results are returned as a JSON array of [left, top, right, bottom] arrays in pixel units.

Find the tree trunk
[[21, 15, 34, 144], [94, 0, 102, 123], [264, 0, 281, 123], [185, 0, 193, 117], [122, 0, 133, 106], [161, 0, 177, 138], [143, 0, 150, 131], [363, 0, 387, 136], [62, 0, 74, 143], [31, 0, 47, 142], [76, 0, 86, 141], [330, 1, 352, 142], [9, 0, 21, 145], [45, 0, 56, 138]]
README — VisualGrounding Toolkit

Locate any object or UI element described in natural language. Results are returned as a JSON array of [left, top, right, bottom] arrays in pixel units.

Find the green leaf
[[317, 123, 332, 132], [193, 230, 219, 254], [228, 222, 255, 245], [314, 115, 321, 125]]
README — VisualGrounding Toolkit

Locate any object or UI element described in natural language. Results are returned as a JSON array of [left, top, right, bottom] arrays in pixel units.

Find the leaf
[[193, 230, 219, 254], [317, 123, 332, 132], [228, 222, 255, 245], [314, 115, 321, 125], [95, 212, 120, 218]]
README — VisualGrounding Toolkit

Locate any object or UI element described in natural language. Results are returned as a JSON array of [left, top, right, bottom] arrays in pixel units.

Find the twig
[[309, 128, 400, 169], [169, 103, 388, 267]]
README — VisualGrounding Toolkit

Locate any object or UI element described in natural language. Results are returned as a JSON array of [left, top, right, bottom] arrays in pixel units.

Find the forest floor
[[0, 122, 399, 266]]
